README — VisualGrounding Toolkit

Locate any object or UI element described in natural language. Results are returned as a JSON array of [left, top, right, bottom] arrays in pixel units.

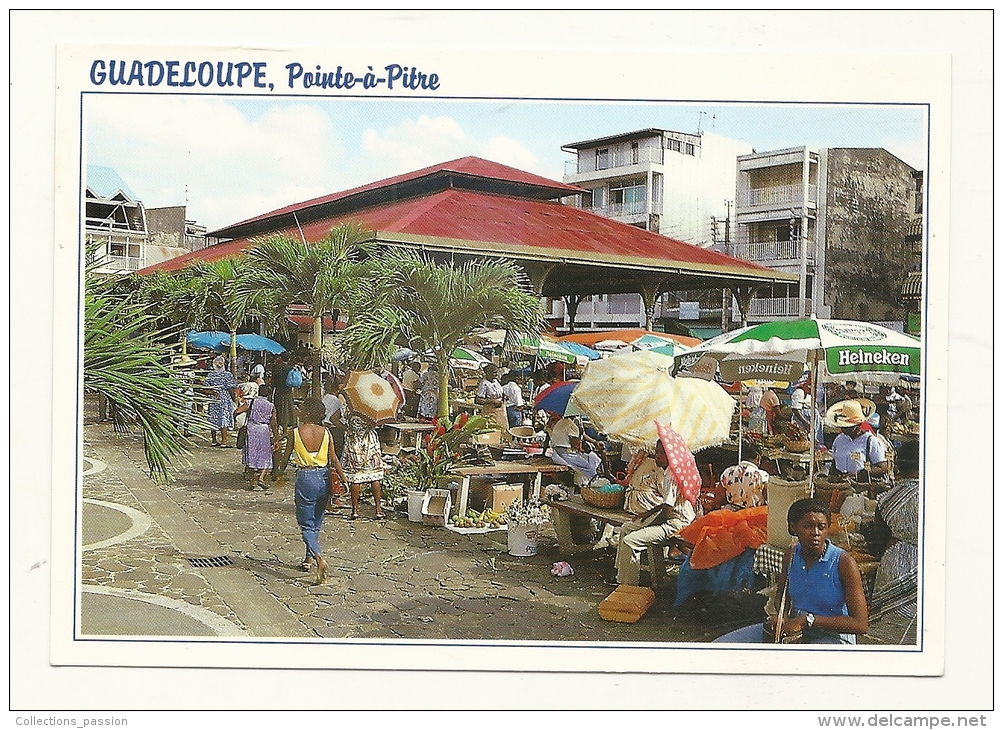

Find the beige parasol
[[570, 350, 735, 451], [343, 370, 403, 425]]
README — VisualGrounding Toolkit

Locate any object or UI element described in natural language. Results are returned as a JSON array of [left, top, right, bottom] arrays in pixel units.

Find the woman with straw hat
[[826, 399, 890, 483]]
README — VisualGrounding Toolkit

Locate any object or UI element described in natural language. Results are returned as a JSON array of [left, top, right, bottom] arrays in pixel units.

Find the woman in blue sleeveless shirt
[[771, 498, 869, 644]]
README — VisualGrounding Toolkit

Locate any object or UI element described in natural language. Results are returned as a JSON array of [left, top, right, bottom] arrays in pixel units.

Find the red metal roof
[[141, 187, 776, 278], [212, 155, 583, 237]]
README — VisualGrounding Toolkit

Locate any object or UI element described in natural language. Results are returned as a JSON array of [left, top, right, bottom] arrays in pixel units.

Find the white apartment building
[[558, 128, 754, 332], [85, 166, 149, 274]]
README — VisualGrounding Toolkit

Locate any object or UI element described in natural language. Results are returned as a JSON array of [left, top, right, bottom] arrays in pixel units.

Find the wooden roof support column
[[563, 294, 586, 334], [521, 261, 558, 297], [729, 285, 762, 328]]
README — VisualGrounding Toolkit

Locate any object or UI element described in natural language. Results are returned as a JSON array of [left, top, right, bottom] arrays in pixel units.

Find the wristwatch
[[805, 613, 816, 628]]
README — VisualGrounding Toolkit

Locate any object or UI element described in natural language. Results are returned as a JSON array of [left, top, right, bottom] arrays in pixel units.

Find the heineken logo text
[[837, 349, 910, 366]]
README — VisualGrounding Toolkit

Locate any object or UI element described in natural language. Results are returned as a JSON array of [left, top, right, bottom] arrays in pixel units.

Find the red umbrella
[[655, 420, 702, 508]]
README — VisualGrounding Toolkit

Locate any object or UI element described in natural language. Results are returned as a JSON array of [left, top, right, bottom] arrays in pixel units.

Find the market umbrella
[[673, 318, 921, 384], [655, 420, 702, 508], [342, 370, 403, 425], [223, 333, 286, 354], [533, 380, 584, 417], [570, 350, 736, 451], [635, 339, 690, 358], [673, 318, 922, 484], [448, 346, 490, 370], [187, 331, 230, 351], [557, 340, 602, 362]]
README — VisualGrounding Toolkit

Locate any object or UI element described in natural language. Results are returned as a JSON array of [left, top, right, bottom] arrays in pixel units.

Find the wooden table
[[544, 495, 634, 556], [452, 459, 570, 517], [384, 422, 435, 451]]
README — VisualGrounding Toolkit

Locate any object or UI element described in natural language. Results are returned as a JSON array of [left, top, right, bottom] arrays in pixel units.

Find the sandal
[[349, 512, 360, 521], [299, 560, 312, 572], [314, 557, 328, 586], [374, 511, 387, 520]]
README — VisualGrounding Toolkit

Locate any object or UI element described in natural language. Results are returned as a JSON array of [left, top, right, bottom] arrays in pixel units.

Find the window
[[609, 180, 646, 214], [592, 186, 608, 209], [608, 294, 641, 315], [630, 141, 639, 164], [684, 143, 695, 156], [595, 148, 610, 171], [666, 138, 681, 152]]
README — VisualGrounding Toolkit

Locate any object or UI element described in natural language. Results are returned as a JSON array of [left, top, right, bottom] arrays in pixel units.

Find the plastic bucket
[[507, 524, 538, 556], [407, 490, 426, 523]]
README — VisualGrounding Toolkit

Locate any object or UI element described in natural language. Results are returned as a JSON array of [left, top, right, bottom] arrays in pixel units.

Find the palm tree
[[341, 249, 544, 417], [137, 270, 211, 364], [239, 223, 375, 396], [183, 257, 257, 374], [84, 252, 196, 481]]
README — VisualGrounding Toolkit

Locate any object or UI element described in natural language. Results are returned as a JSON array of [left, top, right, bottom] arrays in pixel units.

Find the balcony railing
[[592, 201, 648, 218], [566, 147, 664, 176], [743, 183, 817, 208], [739, 297, 812, 319], [103, 255, 144, 272], [732, 239, 815, 263]]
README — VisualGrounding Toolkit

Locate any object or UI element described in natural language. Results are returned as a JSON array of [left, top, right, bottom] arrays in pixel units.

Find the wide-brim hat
[[855, 398, 876, 417], [824, 399, 867, 428]]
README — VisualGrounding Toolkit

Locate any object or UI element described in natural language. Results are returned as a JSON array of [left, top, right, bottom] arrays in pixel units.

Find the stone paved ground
[[80, 396, 766, 643]]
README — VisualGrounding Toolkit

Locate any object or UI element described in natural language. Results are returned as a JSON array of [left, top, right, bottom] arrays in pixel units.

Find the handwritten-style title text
[[88, 60, 441, 92]]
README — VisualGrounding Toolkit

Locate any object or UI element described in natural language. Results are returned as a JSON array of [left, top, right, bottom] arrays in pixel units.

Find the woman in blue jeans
[[283, 398, 348, 585]]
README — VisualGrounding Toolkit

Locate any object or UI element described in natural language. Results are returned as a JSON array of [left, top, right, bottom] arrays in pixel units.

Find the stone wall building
[[733, 146, 921, 327]]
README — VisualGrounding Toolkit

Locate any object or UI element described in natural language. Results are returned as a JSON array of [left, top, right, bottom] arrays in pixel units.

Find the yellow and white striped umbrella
[[569, 350, 735, 451]]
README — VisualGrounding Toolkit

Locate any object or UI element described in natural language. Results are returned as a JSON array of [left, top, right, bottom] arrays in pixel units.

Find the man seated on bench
[[610, 423, 698, 586]]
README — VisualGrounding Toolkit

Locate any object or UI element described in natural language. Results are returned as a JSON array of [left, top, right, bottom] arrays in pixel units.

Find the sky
[[85, 94, 928, 232]]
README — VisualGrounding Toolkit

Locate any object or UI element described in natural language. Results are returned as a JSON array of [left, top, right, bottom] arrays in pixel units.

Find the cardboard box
[[598, 585, 656, 623], [491, 483, 524, 513], [421, 488, 452, 527]]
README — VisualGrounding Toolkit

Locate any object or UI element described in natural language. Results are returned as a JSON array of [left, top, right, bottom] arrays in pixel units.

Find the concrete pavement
[[79, 398, 765, 643]]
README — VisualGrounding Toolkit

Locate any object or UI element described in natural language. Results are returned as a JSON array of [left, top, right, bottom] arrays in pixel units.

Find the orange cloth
[[677, 506, 769, 570]]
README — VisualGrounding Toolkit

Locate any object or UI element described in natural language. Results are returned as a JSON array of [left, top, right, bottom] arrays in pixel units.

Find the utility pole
[[720, 199, 733, 332]]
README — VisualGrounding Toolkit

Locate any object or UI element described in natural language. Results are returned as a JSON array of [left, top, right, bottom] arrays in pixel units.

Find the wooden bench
[[545, 496, 689, 591], [545, 495, 633, 557]]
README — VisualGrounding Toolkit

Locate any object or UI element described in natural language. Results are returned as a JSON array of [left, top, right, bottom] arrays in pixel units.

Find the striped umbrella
[[570, 350, 735, 451]]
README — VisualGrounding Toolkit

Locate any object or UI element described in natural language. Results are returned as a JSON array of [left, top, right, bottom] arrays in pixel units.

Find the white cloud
[[360, 115, 552, 181], [86, 96, 346, 230]]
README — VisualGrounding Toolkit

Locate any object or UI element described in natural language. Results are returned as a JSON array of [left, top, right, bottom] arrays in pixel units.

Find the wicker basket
[[581, 486, 625, 509], [784, 437, 811, 453]]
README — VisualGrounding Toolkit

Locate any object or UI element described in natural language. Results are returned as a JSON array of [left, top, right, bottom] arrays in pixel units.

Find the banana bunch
[[450, 508, 507, 529]]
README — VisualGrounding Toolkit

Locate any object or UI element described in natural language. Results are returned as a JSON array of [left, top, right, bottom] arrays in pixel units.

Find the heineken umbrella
[[448, 346, 490, 371], [505, 332, 576, 365], [672, 318, 922, 485], [673, 319, 921, 384]]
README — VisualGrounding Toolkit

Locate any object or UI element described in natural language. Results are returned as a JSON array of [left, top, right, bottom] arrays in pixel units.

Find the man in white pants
[[613, 436, 696, 586]]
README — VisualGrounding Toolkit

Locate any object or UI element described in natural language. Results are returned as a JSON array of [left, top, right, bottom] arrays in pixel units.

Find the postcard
[[15, 10, 988, 711]]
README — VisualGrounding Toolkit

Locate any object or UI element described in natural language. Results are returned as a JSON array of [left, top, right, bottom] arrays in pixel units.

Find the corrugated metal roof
[[902, 270, 923, 298], [212, 156, 583, 238], [141, 186, 782, 281]]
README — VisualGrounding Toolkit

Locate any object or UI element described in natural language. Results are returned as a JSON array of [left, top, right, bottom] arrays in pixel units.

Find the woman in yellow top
[[282, 398, 348, 585]]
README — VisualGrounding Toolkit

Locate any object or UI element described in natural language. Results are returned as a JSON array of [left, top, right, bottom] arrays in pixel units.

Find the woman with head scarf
[[203, 356, 238, 447]]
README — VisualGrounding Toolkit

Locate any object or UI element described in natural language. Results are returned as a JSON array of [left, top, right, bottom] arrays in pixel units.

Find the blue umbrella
[[558, 341, 602, 361], [187, 331, 230, 351], [224, 333, 286, 355], [533, 380, 583, 416]]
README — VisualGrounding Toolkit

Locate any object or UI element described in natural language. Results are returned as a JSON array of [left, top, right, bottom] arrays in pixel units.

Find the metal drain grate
[[188, 555, 235, 568]]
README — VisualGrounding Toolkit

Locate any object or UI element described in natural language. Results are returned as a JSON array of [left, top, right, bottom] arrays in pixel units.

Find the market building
[[140, 156, 795, 330]]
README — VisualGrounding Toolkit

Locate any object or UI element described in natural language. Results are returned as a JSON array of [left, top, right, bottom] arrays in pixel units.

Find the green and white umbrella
[[673, 319, 921, 385], [672, 318, 922, 484]]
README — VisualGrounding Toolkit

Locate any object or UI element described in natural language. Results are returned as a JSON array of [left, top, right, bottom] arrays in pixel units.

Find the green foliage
[[85, 254, 202, 481], [341, 248, 544, 413], [385, 413, 497, 493]]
